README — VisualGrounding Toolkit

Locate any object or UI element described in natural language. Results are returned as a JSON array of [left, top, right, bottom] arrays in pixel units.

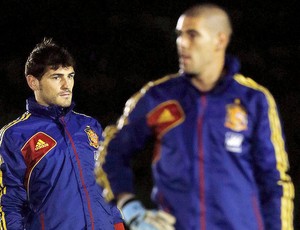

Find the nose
[[61, 76, 71, 89]]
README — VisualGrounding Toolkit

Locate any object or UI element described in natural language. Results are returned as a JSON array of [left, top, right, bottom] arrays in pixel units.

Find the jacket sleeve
[[110, 202, 125, 228], [92, 119, 125, 226], [253, 91, 294, 229], [95, 91, 153, 202], [0, 131, 28, 229]]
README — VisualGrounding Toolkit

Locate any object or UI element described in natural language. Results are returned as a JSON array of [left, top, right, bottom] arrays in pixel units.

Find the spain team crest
[[84, 126, 100, 148], [225, 99, 248, 132]]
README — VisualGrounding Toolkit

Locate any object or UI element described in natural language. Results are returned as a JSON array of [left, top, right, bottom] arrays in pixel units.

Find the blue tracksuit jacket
[[98, 56, 294, 230], [0, 98, 123, 229]]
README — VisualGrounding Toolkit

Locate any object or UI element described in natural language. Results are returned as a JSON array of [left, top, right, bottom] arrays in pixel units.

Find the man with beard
[[0, 38, 124, 230]]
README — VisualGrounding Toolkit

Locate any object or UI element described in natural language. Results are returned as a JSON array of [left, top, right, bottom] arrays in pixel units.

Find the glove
[[121, 200, 176, 230]]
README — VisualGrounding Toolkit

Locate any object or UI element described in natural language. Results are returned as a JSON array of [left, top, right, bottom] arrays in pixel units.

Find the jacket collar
[[224, 54, 240, 76], [26, 97, 75, 120], [211, 54, 240, 94]]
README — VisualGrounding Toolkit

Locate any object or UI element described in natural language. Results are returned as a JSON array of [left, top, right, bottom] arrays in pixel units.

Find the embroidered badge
[[225, 99, 248, 132], [225, 131, 244, 153], [84, 126, 100, 148]]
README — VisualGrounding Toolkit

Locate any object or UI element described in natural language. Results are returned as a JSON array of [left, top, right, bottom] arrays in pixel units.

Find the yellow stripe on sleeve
[[0, 111, 31, 230], [234, 74, 294, 229], [95, 74, 180, 202]]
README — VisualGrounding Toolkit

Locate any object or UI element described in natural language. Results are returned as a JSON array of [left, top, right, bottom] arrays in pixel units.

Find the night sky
[[0, 0, 299, 226]]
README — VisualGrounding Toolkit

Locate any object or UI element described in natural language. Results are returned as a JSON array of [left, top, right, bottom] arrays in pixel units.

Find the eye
[[68, 73, 75, 79], [188, 31, 198, 39], [52, 75, 61, 80]]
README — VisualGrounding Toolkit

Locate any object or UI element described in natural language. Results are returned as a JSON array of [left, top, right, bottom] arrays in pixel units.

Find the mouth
[[179, 55, 191, 64], [59, 92, 72, 97]]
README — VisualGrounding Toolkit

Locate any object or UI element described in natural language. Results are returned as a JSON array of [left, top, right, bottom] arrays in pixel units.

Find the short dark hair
[[25, 38, 75, 79], [182, 3, 232, 37]]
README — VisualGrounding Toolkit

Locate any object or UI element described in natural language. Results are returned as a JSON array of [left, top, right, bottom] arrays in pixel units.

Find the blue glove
[[121, 200, 176, 230]]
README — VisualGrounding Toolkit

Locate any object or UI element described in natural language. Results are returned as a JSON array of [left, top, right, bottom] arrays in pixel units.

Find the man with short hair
[[95, 3, 294, 230], [0, 38, 125, 230]]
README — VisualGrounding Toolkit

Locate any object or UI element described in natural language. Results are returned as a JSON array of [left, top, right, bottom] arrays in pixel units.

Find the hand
[[121, 200, 176, 230]]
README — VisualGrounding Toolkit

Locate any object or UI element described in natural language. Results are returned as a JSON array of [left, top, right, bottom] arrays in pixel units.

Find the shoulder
[[70, 111, 102, 130], [0, 112, 32, 144], [148, 73, 184, 91], [114, 73, 183, 127], [232, 74, 279, 116], [233, 74, 274, 100], [128, 73, 182, 103], [71, 110, 93, 120], [122, 73, 181, 111]]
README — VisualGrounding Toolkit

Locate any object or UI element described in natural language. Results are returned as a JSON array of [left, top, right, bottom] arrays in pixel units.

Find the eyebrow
[[51, 71, 75, 75], [48, 72, 75, 78], [175, 29, 200, 35]]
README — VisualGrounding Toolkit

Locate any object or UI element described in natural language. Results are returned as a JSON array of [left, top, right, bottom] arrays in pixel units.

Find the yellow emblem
[[84, 126, 100, 148], [225, 99, 248, 132], [157, 109, 176, 123]]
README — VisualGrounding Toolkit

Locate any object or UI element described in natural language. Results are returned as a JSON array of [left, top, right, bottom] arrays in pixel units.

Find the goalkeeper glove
[[121, 200, 176, 230]]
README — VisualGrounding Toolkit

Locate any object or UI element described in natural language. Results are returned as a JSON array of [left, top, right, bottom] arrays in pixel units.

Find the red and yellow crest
[[225, 99, 248, 132], [84, 126, 100, 148]]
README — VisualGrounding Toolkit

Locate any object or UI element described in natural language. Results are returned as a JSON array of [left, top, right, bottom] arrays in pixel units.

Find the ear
[[26, 75, 39, 91], [216, 32, 229, 51]]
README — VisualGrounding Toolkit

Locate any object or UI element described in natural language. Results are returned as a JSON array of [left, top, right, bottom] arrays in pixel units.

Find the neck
[[190, 56, 225, 92]]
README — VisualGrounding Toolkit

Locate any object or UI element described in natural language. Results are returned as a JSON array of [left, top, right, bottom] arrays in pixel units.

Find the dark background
[[0, 0, 299, 227]]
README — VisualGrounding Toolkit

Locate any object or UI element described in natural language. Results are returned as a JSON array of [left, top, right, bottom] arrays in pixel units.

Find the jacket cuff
[[114, 222, 125, 230]]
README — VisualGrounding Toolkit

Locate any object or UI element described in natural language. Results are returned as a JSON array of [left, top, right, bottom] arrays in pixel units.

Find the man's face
[[176, 15, 218, 75], [34, 66, 75, 107]]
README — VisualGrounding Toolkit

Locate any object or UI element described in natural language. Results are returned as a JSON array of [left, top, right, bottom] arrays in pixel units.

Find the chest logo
[[21, 132, 57, 159], [84, 126, 100, 149], [157, 109, 176, 123], [225, 99, 248, 132], [147, 100, 185, 139], [21, 132, 57, 189], [35, 139, 49, 151]]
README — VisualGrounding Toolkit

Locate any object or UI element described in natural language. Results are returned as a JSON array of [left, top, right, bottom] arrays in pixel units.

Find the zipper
[[198, 95, 207, 230], [60, 117, 95, 230]]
